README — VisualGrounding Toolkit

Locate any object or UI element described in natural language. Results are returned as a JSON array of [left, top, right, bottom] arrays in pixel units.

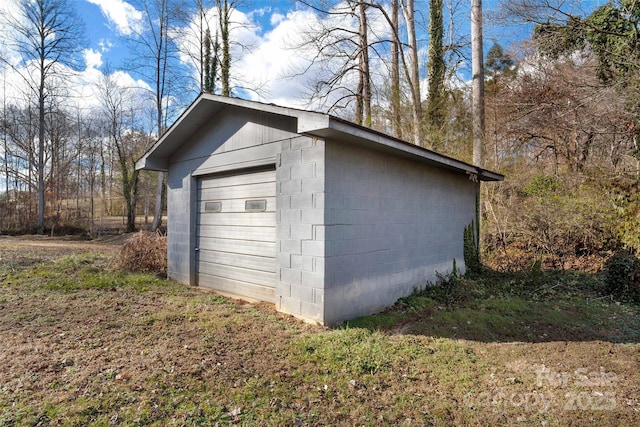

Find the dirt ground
[[0, 235, 638, 426], [0, 233, 126, 252]]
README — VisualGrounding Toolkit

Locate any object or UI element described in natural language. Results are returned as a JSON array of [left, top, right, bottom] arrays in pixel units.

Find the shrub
[[113, 231, 167, 276], [604, 251, 640, 302], [522, 174, 561, 197], [464, 221, 482, 275], [483, 171, 618, 272]]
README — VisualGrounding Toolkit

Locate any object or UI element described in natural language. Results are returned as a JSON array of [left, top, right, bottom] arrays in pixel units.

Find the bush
[[464, 221, 481, 275], [483, 171, 618, 272], [113, 231, 167, 276], [604, 251, 640, 302]]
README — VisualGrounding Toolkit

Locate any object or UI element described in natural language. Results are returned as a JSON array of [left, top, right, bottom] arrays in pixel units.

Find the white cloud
[[173, 3, 386, 112], [236, 9, 324, 109], [270, 12, 285, 26], [98, 39, 114, 53], [1, 55, 151, 114], [85, 0, 143, 36], [84, 48, 103, 69], [237, 6, 397, 113]]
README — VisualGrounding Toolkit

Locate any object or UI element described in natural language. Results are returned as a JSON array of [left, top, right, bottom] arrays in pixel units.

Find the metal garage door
[[196, 167, 276, 302]]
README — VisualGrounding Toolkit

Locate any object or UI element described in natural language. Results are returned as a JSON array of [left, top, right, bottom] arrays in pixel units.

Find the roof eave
[[299, 115, 504, 182], [135, 156, 168, 172], [136, 93, 505, 182], [478, 169, 504, 182]]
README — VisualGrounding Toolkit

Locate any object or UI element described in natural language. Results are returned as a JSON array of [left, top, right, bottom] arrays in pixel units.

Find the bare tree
[[427, 0, 446, 147], [81, 113, 106, 236], [204, 27, 220, 93], [389, 0, 402, 138], [96, 71, 141, 232], [356, 1, 372, 126], [471, 0, 485, 167], [129, 0, 187, 231], [1, 0, 85, 233], [1, 98, 39, 229], [366, 0, 426, 143], [217, 0, 232, 96], [296, 1, 403, 127], [1, 74, 9, 210], [175, 0, 214, 92], [401, 0, 424, 145]]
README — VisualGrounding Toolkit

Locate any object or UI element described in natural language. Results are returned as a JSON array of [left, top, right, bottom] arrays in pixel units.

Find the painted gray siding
[[165, 108, 297, 286], [322, 140, 478, 324], [275, 136, 326, 323]]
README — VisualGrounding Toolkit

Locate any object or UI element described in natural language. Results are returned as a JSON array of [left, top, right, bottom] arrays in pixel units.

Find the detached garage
[[136, 94, 503, 325]]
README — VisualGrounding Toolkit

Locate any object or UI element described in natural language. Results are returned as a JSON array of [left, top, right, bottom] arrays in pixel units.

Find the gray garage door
[[196, 167, 276, 302]]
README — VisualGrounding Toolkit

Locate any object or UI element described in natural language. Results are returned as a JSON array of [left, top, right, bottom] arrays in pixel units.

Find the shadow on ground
[[344, 270, 640, 344]]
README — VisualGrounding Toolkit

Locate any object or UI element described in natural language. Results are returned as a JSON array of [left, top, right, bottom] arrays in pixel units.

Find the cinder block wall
[[275, 136, 326, 323], [322, 141, 477, 324], [166, 161, 197, 285]]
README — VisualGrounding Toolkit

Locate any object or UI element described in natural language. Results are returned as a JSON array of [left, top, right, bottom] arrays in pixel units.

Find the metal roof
[[136, 93, 504, 182]]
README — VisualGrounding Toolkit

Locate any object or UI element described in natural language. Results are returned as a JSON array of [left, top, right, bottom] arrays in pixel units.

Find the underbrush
[[111, 231, 167, 276], [347, 267, 640, 343]]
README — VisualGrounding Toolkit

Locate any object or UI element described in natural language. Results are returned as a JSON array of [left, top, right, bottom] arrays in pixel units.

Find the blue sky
[[1, 0, 603, 114], [76, 0, 300, 70]]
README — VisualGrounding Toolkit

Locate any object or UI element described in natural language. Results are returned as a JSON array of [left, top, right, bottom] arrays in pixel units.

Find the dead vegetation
[[111, 231, 167, 276]]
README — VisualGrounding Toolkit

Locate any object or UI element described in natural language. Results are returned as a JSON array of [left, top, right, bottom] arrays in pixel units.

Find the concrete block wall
[[166, 160, 198, 285], [322, 140, 477, 324], [275, 136, 326, 323]]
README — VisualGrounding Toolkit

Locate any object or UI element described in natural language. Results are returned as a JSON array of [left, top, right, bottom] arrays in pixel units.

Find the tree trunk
[[3, 78, 9, 219], [359, 1, 371, 127], [471, 0, 484, 260], [218, 0, 231, 97], [127, 169, 140, 232], [402, 0, 423, 145], [354, 1, 371, 126], [199, 3, 204, 91], [390, 0, 401, 138], [37, 59, 46, 234], [471, 0, 485, 167], [427, 0, 445, 147], [150, 0, 169, 231]]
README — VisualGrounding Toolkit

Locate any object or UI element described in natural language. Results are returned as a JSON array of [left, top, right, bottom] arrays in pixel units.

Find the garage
[[196, 167, 277, 302], [137, 94, 503, 325]]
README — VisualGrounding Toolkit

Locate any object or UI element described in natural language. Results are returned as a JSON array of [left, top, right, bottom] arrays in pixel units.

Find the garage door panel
[[197, 237, 275, 257], [197, 225, 275, 242], [197, 212, 276, 227], [198, 250, 275, 273], [198, 182, 275, 201], [197, 260, 275, 288], [196, 168, 276, 300], [197, 197, 276, 213], [199, 170, 275, 189], [198, 273, 275, 302]]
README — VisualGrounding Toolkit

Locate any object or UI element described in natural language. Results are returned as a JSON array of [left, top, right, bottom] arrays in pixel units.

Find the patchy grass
[[348, 270, 640, 343], [0, 236, 639, 426]]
